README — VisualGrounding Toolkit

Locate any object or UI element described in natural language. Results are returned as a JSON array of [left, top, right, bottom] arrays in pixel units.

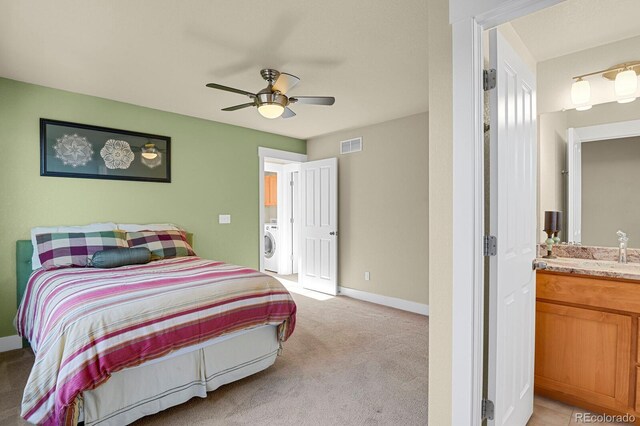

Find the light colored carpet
[[0, 288, 428, 426]]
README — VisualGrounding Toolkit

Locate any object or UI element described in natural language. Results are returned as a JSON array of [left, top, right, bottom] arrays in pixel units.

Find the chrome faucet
[[617, 230, 629, 264]]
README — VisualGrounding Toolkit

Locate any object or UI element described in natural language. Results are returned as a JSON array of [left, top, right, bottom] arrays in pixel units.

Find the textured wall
[[0, 77, 305, 337], [307, 113, 429, 304]]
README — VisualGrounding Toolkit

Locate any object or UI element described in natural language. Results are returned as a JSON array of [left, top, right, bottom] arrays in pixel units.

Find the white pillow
[[30, 222, 118, 269], [116, 223, 180, 232]]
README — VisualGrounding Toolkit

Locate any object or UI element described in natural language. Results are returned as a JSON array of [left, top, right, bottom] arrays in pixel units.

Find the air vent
[[340, 137, 362, 154]]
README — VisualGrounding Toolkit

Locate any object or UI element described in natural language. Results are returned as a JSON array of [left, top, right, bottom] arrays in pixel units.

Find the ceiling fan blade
[[272, 72, 300, 94], [221, 102, 255, 111], [281, 107, 296, 119], [289, 96, 335, 106], [206, 83, 256, 98]]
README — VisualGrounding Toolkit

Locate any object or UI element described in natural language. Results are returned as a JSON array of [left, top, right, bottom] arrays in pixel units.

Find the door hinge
[[290, 218, 294, 224], [482, 399, 494, 421], [483, 69, 496, 91], [290, 180, 294, 186], [483, 235, 497, 256]]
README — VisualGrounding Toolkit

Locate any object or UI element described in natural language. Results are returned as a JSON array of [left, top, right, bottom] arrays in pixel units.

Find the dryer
[[264, 224, 279, 272]]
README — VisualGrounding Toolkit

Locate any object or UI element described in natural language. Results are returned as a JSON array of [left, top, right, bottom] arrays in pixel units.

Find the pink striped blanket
[[16, 257, 296, 425]]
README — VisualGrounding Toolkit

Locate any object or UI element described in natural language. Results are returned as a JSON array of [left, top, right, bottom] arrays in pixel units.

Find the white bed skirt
[[80, 325, 279, 426]]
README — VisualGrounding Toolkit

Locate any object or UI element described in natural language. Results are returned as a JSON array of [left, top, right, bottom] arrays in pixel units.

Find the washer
[[264, 224, 279, 273]]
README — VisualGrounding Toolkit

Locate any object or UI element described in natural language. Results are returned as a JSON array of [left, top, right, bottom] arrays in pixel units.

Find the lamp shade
[[258, 104, 285, 119], [571, 78, 591, 111], [615, 69, 638, 103]]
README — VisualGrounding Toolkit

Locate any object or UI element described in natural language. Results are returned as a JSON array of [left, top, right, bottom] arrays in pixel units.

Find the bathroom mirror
[[539, 101, 640, 248]]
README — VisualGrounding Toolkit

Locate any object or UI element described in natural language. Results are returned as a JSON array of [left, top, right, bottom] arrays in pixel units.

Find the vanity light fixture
[[571, 61, 640, 110], [614, 67, 638, 104], [570, 78, 591, 111]]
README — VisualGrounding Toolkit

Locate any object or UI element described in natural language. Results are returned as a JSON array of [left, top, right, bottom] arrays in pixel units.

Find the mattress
[[81, 324, 279, 426]]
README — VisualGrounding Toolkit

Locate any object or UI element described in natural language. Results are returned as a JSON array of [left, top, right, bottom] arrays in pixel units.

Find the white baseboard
[[0, 335, 22, 352], [338, 286, 429, 316]]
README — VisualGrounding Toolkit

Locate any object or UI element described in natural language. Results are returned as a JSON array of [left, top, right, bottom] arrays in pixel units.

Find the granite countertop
[[537, 244, 640, 281]]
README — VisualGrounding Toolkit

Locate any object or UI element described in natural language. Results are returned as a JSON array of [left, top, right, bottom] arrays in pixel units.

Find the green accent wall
[[0, 77, 305, 338]]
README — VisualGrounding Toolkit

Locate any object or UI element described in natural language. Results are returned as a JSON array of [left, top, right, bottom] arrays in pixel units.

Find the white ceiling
[[511, 0, 640, 62], [0, 1, 428, 140]]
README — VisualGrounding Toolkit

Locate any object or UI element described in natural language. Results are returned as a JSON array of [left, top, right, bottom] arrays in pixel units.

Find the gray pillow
[[90, 247, 151, 269]]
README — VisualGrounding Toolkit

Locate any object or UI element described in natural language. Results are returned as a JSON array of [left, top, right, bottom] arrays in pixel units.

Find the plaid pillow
[[126, 230, 195, 260], [36, 230, 128, 270]]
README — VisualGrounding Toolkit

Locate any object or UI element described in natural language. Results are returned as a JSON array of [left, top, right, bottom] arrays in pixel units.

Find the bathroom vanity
[[535, 245, 640, 420]]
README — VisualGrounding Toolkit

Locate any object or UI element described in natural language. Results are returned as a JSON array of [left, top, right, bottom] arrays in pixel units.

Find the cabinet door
[[264, 175, 277, 206], [270, 175, 277, 206], [535, 302, 631, 411]]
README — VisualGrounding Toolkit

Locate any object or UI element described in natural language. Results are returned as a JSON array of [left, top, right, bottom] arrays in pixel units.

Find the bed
[[15, 235, 297, 426]]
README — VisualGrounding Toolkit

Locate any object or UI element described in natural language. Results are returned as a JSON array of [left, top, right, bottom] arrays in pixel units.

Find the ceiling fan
[[206, 69, 335, 119]]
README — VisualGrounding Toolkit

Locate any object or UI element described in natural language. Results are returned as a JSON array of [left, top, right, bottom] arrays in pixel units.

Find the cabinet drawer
[[537, 272, 640, 314]]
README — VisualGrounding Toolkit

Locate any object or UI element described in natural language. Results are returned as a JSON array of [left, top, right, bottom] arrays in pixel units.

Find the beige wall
[[427, 0, 453, 423], [306, 113, 429, 305], [538, 111, 567, 239], [582, 136, 640, 247]]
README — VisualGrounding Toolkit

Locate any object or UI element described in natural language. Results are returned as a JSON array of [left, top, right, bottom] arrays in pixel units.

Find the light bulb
[[258, 104, 285, 119], [571, 78, 591, 110], [615, 69, 638, 103]]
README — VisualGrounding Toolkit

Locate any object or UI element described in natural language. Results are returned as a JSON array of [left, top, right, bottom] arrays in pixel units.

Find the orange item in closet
[[264, 175, 277, 206]]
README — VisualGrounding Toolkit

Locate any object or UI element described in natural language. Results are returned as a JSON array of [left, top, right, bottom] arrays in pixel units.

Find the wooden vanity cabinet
[[536, 271, 640, 420]]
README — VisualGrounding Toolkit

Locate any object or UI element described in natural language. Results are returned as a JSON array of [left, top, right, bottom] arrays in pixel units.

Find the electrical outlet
[[364, 271, 370, 281], [218, 214, 231, 224]]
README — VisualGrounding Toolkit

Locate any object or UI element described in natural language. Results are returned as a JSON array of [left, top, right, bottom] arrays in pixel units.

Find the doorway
[[454, 1, 640, 424], [258, 148, 306, 281], [258, 147, 340, 296]]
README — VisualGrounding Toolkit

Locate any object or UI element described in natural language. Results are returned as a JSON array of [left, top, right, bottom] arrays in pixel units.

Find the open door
[[566, 128, 582, 244], [300, 157, 338, 295], [487, 28, 537, 426]]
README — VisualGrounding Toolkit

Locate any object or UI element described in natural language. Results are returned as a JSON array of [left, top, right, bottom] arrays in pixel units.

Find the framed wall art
[[40, 118, 171, 183]]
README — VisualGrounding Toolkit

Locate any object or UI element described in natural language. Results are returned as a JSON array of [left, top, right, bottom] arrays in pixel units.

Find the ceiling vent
[[340, 137, 363, 154]]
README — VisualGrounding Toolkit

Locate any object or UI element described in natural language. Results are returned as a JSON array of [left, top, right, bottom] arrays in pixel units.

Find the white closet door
[[299, 158, 338, 295]]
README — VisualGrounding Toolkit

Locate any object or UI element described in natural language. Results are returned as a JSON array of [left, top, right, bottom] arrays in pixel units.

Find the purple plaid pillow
[[126, 230, 195, 260], [35, 230, 128, 270]]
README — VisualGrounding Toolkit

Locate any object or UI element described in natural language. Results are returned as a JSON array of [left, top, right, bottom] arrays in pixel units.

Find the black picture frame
[[40, 118, 171, 183]]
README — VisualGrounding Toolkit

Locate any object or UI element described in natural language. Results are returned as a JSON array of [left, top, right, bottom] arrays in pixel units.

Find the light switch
[[219, 214, 231, 224], [364, 271, 370, 281]]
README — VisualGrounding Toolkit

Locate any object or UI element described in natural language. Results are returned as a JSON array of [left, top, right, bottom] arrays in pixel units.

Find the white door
[[300, 158, 338, 295], [487, 28, 537, 426], [567, 128, 582, 244]]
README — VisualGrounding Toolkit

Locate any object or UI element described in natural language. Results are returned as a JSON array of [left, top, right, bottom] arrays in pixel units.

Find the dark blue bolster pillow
[[90, 247, 151, 268]]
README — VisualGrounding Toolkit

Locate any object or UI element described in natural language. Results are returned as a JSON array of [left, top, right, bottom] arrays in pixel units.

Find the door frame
[[258, 147, 307, 273], [567, 119, 640, 243], [450, 1, 562, 424]]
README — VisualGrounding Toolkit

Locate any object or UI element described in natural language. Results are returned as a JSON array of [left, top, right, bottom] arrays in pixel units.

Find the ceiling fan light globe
[[258, 104, 285, 119], [141, 152, 158, 160], [141, 143, 159, 159]]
